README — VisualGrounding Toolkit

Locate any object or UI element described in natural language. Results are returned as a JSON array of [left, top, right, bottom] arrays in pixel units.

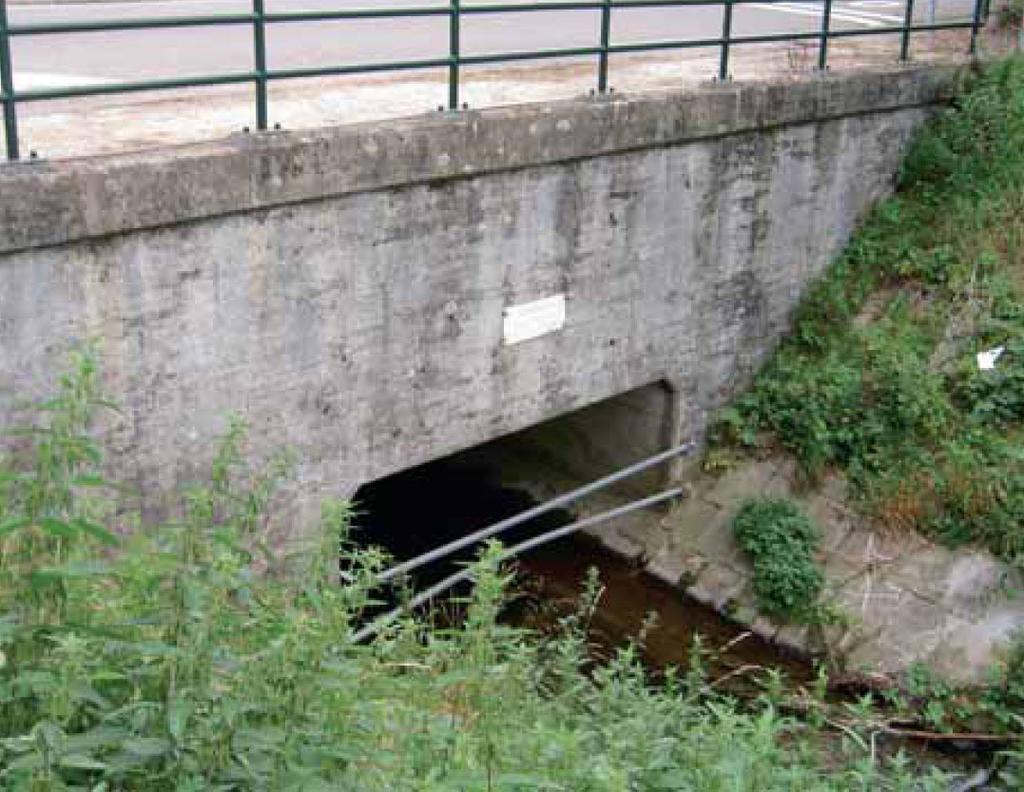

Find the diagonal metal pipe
[[373, 441, 694, 585], [352, 485, 685, 643]]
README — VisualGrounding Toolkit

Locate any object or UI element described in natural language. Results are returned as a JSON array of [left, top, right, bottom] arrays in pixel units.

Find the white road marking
[[786, 1, 904, 22], [15, 72, 111, 91], [750, 1, 904, 25]]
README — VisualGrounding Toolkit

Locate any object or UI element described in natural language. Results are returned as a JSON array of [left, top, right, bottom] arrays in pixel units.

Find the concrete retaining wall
[[0, 65, 963, 544]]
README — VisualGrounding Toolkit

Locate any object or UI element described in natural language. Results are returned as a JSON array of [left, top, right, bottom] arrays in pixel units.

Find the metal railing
[[352, 485, 685, 642], [0, 0, 985, 162]]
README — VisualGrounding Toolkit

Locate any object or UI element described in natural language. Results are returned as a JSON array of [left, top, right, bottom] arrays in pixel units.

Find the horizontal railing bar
[[459, 45, 601, 64], [11, 72, 256, 102], [266, 6, 451, 23], [709, 29, 820, 44], [461, 2, 604, 10], [268, 58, 452, 81], [267, 3, 614, 21], [608, 35, 727, 52], [352, 486, 685, 643], [605, 30, 819, 53], [827, 20, 974, 35], [8, 14, 256, 35], [612, 0, 744, 6], [7, 12, 977, 40]]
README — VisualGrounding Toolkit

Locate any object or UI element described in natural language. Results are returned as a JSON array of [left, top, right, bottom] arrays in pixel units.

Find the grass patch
[[711, 57, 1024, 568]]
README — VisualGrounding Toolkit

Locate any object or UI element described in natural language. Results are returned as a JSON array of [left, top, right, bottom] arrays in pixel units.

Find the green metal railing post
[[968, 0, 983, 54], [718, 0, 733, 80], [818, 0, 833, 70], [253, 0, 268, 130], [448, 0, 460, 109], [597, 0, 612, 92], [0, 0, 19, 161], [899, 0, 915, 60]]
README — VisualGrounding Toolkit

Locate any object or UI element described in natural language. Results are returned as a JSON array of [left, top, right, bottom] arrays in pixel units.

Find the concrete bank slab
[[632, 462, 1024, 683]]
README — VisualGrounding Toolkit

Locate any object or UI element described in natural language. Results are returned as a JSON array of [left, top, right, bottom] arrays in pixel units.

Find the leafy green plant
[[733, 498, 825, 621]]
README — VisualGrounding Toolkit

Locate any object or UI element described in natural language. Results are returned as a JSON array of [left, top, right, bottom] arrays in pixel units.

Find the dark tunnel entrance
[[350, 453, 577, 587]]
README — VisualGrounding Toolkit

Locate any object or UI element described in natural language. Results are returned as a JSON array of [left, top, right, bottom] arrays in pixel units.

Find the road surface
[[7, 0, 975, 91], [0, 0, 977, 158]]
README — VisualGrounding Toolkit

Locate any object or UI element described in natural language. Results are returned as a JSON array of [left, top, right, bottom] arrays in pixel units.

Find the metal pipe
[[269, 58, 451, 83], [969, 0, 983, 54], [719, 0, 734, 81], [900, 0, 916, 61], [827, 21, 971, 35], [818, 0, 834, 70], [597, 0, 612, 93], [253, 0, 268, 131], [449, 0, 460, 110], [458, 45, 602, 65], [609, 30, 821, 55], [374, 441, 694, 585], [7, 13, 257, 35], [12, 71, 258, 103], [0, 0, 18, 161], [352, 486, 684, 643]]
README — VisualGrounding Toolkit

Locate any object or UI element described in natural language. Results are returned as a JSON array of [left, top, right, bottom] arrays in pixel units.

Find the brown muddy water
[[513, 535, 814, 685]]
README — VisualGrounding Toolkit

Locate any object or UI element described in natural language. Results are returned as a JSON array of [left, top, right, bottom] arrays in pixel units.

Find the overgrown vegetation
[[711, 58, 1024, 568], [733, 499, 824, 622], [0, 351, 972, 790], [5, 60, 1024, 790]]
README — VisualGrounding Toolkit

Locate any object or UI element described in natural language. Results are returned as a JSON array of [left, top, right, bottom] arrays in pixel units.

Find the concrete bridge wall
[[0, 66, 961, 541]]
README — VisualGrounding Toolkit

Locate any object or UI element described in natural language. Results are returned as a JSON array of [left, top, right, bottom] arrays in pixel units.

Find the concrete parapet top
[[0, 64, 964, 255]]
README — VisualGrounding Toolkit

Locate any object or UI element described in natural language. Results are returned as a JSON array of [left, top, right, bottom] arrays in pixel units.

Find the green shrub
[[733, 498, 824, 621]]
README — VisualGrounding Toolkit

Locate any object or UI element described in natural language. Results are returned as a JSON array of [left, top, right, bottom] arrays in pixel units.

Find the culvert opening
[[348, 382, 812, 681], [349, 382, 681, 587]]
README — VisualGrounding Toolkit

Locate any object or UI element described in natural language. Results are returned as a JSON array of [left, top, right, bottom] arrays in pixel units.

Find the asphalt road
[[7, 0, 976, 91]]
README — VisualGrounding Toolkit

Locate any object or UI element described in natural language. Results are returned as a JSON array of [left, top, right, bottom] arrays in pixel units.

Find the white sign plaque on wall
[[502, 294, 566, 346]]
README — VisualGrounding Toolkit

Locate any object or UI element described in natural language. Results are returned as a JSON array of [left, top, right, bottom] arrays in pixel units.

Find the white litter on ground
[[977, 346, 1006, 371]]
